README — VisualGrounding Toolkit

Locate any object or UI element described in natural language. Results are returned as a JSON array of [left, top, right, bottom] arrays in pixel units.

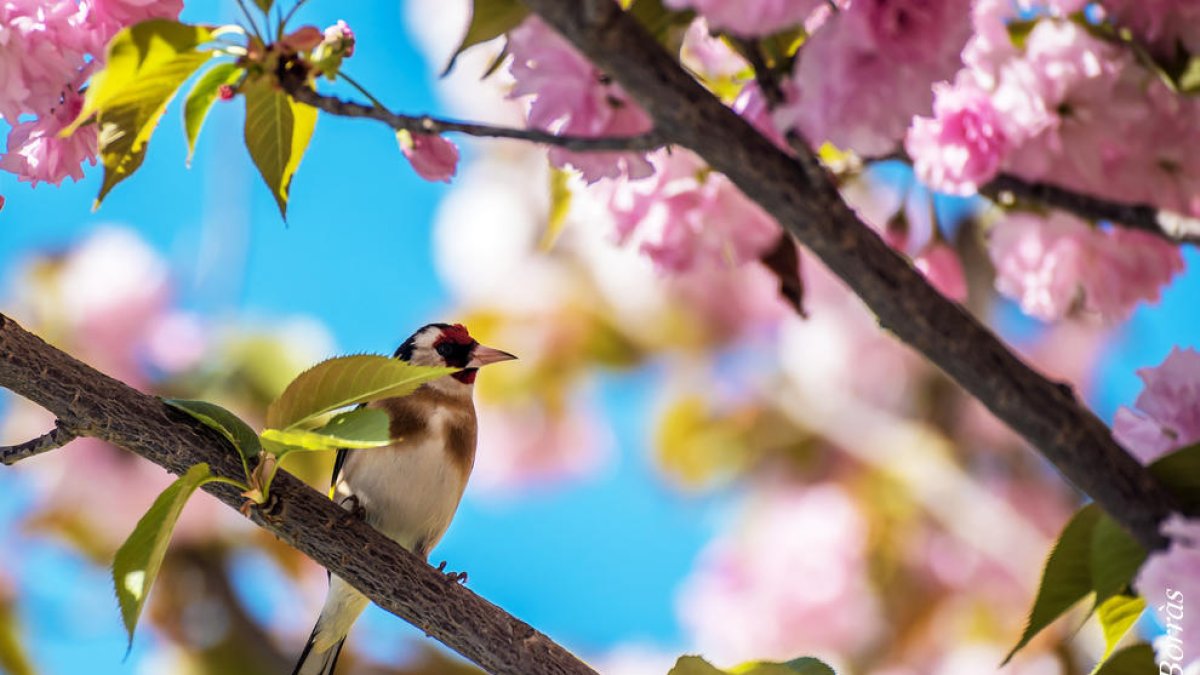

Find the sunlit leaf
[[1090, 514, 1146, 603], [669, 656, 728, 675], [1005, 504, 1100, 663], [1092, 643, 1156, 675], [0, 593, 33, 675], [442, 0, 528, 76], [539, 168, 572, 251], [265, 354, 456, 430], [166, 398, 262, 477], [263, 407, 392, 453], [66, 21, 216, 206], [112, 463, 214, 649], [244, 79, 318, 219], [628, 0, 695, 55], [183, 61, 243, 165], [253, 0, 273, 13], [669, 655, 836, 675], [1089, 594, 1145, 673]]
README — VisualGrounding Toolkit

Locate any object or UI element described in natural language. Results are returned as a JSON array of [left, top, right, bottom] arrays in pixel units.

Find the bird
[[291, 322, 516, 675]]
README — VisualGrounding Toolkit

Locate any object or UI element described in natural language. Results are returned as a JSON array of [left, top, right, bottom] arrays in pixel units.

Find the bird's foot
[[435, 560, 468, 585], [339, 494, 368, 521]]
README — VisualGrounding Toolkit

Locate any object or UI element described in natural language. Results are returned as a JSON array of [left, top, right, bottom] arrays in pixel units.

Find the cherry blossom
[[1112, 348, 1200, 464], [1135, 515, 1200, 672], [0, 89, 97, 186], [906, 79, 1008, 195], [400, 131, 460, 183], [914, 242, 968, 302], [663, 0, 824, 38]]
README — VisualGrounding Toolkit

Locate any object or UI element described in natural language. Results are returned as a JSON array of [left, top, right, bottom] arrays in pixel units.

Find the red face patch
[[441, 323, 473, 345]]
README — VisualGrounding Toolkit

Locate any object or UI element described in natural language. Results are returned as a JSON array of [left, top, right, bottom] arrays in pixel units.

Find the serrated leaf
[[183, 61, 242, 165], [539, 168, 572, 251], [112, 463, 214, 649], [442, 0, 528, 76], [1089, 594, 1145, 674], [1148, 442, 1200, 511], [262, 408, 392, 453], [1093, 644, 1156, 675], [265, 354, 456, 430], [1090, 514, 1146, 603], [244, 79, 317, 220], [1005, 504, 1101, 664], [166, 399, 262, 477], [69, 21, 216, 206]]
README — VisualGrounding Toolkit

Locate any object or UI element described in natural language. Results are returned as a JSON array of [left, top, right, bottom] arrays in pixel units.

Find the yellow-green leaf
[[1089, 594, 1145, 674], [74, 21, 216, 206], [112, 463, 214, 649], [183, 61, 243, 165], [1090, 514, 1146, 603], [262, 407, 392, 453], [670, 656, 836, 675], [253, 0, 273, 13], [539, 168, 572, 251], [1005, 504, 1100, 663], [1093, 643, 1156, 675], [442, 0, 528, 76], [265, 354, 456, 430], [244, 80, 318, 220], [166, 398, 261, 477], [1148, 442, 1200, 511], [0, 593, 33, 675]]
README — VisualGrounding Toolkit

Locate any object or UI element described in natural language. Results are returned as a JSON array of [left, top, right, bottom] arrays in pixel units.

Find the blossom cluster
[[0, 0, 182, 187]]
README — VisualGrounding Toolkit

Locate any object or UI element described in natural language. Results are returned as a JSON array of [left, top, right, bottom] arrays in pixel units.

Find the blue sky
[[2, 1, 1199, 672]]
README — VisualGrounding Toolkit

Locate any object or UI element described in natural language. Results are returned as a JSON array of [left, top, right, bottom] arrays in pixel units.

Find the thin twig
[[981, 173, 1200, 245], [284, 83, 668, 152], [279, 0, 312, 36], [0, 424, 76, 466], [233, 0, 265, 42]]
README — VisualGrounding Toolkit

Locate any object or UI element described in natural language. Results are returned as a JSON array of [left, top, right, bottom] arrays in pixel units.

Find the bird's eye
[[435, 343, 455, 358]]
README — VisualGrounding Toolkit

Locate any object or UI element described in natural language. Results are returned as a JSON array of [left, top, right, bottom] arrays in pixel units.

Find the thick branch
[[981, 173, 1200, 245], [285, 84, 667, 153], [0, 314, 595, 675], [521, 0, 1187, 550], [0, 424, 76, 465]]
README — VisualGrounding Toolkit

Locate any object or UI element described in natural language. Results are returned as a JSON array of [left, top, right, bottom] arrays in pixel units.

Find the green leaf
[[1090, 514, 1146, 603], [112, 463, 215, 649], [1089, 594, 1145, 673], [0, 594, 33, 675], [262, 408, 392, 453], [67, 20, 216, 206], [1148, 442, 1200, 511], [166, 399, 262, 477], [670, 656, 724, 675], [253, 0, 273, 13], [1092, 644, 1156, 675], [539, 168, 572, 251], [442, 0, 528, 76], [1005, 504, 1101, 663], [668, 656, 836, 675], [265, 354, 456, 430], [628, 0, 695, 55], [243, 79, 318, 220], [1006, 18, 1039, 50], [183, 61, 243, 165]]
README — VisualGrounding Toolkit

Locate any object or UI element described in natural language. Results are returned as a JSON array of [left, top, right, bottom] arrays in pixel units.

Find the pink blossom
[[607, 150, 780, 272], [507, 17, 653, 183], [0, 0, 88, 121], [663, 0, 823, 38], [1135, 515, 1200, 671], [80, 0, 184, 52], [776, 0, 971, 156], [1100, 0, 1200, 60], [988, 211, 1184, 322], [914, 242, 968, 302], [679, 18, 747, 81], [0, 90, 97, 186], [471, 402, 611, 494], [678, 483, 881, 662], [400, 132, 459, 183], [733, 83, 788, 151], [1112, 348, 1200, 464], [906, 80, 1008, 195]]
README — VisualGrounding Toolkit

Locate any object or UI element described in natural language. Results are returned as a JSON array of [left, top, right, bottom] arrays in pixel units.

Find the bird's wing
[[327, 403, 367, 499]]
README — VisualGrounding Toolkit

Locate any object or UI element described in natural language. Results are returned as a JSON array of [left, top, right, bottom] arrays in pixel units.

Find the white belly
[[336, 431, 468, 557]]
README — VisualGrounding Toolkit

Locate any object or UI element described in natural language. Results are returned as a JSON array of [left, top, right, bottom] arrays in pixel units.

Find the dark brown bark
[[0, 313, 596, 675], [519, 0, 1187, 550]]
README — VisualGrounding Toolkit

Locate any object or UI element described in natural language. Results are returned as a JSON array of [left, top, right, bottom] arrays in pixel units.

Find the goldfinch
[[291, 323, 516, 675]]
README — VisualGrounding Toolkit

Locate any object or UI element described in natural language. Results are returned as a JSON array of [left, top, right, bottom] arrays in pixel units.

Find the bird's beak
[[468, 345, 518, 368]]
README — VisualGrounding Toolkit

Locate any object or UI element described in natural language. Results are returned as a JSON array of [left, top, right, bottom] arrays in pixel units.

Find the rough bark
[[0, 313, 595, 675], [520, 0, 1186, 550]]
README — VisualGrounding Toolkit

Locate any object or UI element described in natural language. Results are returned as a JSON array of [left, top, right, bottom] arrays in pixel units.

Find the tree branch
[[520, 0, 1189, 551], [284, 83, 667, 153], [0, 313, 595, 675], [981, 173, 1200, 245], [0, 424, 76, 466]]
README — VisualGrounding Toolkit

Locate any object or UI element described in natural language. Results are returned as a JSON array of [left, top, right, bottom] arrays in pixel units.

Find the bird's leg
[[435, 560, 468, 584], [339, 494, 368, 521]]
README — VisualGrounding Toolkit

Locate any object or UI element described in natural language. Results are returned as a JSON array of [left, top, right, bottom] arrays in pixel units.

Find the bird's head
[[393, 323, 516, 389]]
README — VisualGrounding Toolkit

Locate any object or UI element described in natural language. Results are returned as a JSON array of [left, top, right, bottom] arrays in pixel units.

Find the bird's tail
[[291, 575, 369, 675], [291, 630, 346, 675]]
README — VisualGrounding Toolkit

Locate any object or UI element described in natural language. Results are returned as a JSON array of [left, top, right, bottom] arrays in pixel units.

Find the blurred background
[[1, 1, 1198, 674]]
